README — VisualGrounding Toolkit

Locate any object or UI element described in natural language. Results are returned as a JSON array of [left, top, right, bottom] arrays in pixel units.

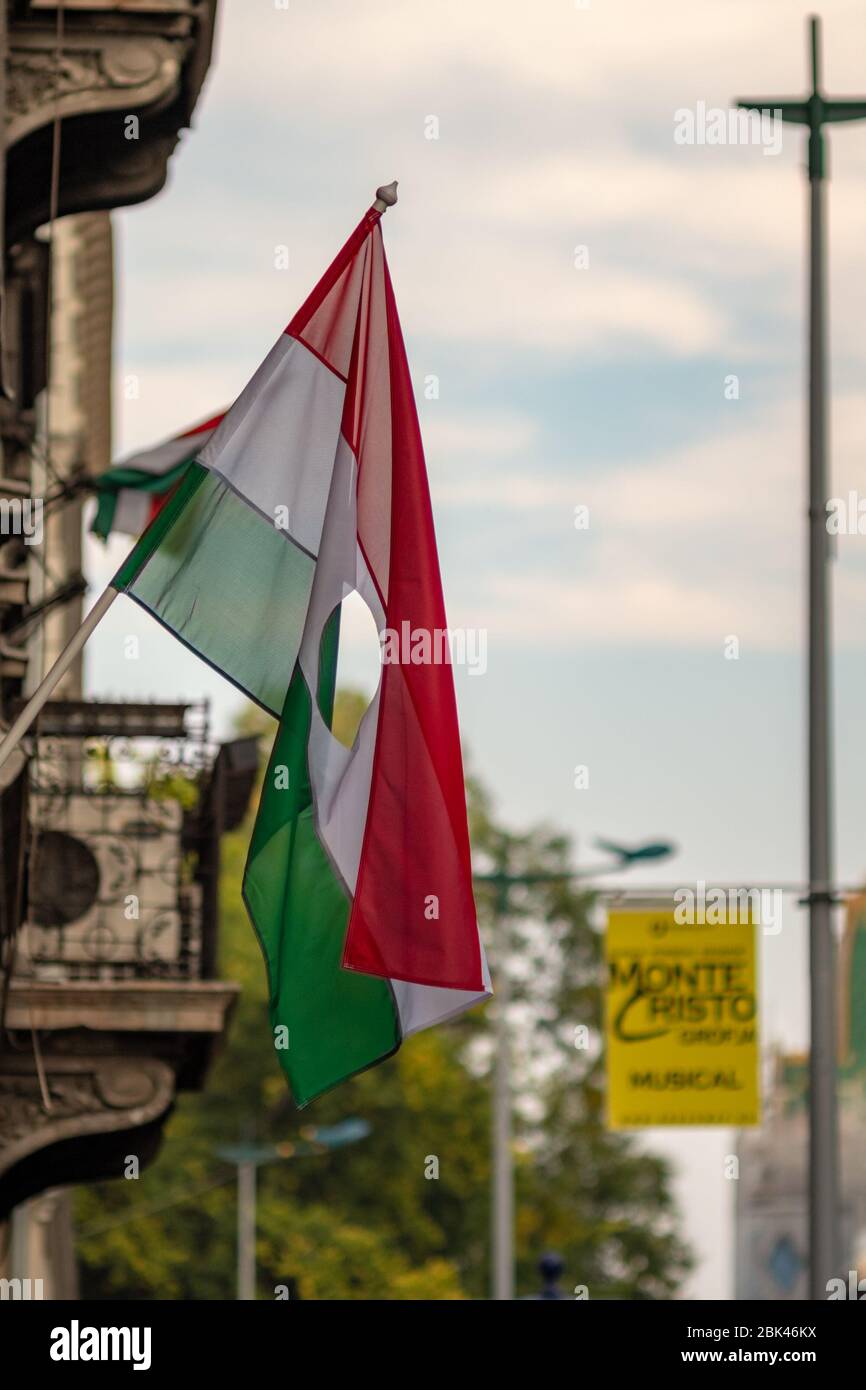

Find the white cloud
[[217, 0, 865, 115], [447, 391, 866, 650], [422, 410, 538, 457]]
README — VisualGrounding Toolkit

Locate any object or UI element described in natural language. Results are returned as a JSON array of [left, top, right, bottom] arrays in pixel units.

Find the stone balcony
[[0, 700, 256, 1218]]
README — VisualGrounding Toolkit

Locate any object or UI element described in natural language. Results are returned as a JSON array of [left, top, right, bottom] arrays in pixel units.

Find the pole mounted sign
[[605, 906, 759, 1129]]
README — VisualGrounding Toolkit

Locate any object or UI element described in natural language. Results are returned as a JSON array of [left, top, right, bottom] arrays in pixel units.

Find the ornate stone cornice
[[0, 979, 238, 1213], [4, 1, 218, 242], [0, 1055, 174, 1175], [6, 32, 183, 146]]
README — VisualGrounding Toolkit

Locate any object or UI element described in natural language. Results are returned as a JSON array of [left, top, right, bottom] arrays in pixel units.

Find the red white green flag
[[112, 202, 490, 1104], [91, 413, 225, 540]]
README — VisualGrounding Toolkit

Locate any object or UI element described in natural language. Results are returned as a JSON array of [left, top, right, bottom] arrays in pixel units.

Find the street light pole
[[491, 872, 513, 1302], [237, 1159, 256, 1302], [479, 842, 675, 1301], [737, 13, 866, 1298], [217, 1119, 371, 1301], [806, 51, 838, 1307]]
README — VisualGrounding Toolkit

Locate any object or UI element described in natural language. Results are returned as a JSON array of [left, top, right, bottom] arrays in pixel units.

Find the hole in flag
[[329, 589, 382, 744]]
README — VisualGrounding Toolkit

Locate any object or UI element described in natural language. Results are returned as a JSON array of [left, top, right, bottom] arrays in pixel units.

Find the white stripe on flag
[[112, 488, 153, 537], [116, 428, 217, 476], [296, 434, 491, 1034], [200, 336, 345, 557]]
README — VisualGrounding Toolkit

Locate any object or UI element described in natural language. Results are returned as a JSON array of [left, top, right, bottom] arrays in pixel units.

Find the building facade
[[0, 1, 252, 1297]]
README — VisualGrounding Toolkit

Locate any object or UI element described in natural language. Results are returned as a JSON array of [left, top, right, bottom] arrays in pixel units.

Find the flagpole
[[0, 584, 118, 772], [490, 870, 514, 1302]]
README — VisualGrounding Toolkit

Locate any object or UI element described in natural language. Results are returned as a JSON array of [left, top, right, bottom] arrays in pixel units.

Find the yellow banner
[[605, 905, 759, 1128]]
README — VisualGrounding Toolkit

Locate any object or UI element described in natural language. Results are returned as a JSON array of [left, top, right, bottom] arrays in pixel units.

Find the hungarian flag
[[91, 414, 225, 540], [112, 201, 490, 1104]]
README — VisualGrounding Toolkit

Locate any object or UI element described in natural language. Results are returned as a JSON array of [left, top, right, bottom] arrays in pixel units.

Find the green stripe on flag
[[117, 467, 316, 716], [92, 457, 194, 540], [244, 609, 399, 1106], [92, 487, 119, 543], [114, 460, 208, 589]]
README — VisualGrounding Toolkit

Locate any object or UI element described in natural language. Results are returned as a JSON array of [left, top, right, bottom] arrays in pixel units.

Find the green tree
[[74, 694, 690, 1299]]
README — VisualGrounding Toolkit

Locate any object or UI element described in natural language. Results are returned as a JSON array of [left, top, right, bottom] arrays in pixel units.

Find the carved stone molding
[[6, 33, 183, 145], [0, 975, 237, 1214], [0, 1055, 175, 1179], [3, 3, 217, 242]]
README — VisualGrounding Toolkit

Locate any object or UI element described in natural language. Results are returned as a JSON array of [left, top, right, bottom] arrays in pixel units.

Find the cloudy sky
[[82, 0, 866, 1297]]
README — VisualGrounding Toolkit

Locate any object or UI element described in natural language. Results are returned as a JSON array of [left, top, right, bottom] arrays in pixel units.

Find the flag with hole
[[112, 201, 490, 1104]]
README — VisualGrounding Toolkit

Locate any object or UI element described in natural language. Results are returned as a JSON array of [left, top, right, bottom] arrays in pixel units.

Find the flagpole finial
[[374, 181, 399, 212]]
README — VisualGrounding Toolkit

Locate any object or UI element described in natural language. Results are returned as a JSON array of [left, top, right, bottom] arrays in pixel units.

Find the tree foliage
[[74, 694, 691, 1299]]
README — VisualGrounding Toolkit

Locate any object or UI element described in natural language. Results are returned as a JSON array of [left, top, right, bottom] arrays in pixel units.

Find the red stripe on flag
[[342, 233, 482, 992], [180, 412, 226, 440], [285, 206, 382, 356], [282, 208, 481, 993]]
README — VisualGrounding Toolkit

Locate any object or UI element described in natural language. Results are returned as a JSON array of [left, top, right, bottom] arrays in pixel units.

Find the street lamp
[[216, 1117, 372, 1300], [476, 837, 676, 1301]]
